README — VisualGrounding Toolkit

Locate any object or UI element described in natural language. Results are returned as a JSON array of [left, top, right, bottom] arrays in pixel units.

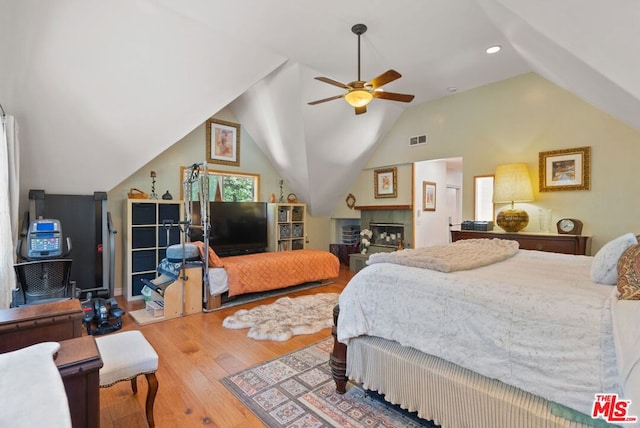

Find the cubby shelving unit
[[267, 203, 306, 251], [123, 199, 183, 301]]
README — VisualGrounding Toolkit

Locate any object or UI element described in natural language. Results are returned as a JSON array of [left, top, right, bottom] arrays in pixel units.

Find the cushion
[[193, 240, 224, 268], [590, 233, 638, 285], [0, 342, 71, 428], [617, 244, 640, 299], [95, 330, 158, 387]]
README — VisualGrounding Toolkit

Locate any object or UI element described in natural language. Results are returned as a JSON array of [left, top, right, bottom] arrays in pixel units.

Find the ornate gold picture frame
[[539, 146, 591, 192], [206, 118, 240, 166], [374, 167, 397, 198]]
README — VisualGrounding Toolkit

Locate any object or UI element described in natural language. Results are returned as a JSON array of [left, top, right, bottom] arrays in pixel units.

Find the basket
[[127, 188, 148, 199]]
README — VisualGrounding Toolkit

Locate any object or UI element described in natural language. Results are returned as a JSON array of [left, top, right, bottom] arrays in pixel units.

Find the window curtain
[[0, 114, 19, 308]]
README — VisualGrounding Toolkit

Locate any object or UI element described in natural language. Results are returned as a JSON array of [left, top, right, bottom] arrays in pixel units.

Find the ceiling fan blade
[[373, 91, 415, 103], [314, 77, 351, 90], [355, 105, 367, 115], [308, 94, 345, 105], [368, 70, 402, 89]]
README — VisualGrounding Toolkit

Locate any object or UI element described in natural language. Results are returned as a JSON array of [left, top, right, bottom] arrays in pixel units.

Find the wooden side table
[[56, 336, 103, 428], [450, 230, 591, 255]]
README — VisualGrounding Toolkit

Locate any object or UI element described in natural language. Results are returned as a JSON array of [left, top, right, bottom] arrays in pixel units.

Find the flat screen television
[[189, 201, 268, 256]]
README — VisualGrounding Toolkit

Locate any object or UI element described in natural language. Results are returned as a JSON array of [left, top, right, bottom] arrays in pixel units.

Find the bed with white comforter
[[337, 245, 640, 424]]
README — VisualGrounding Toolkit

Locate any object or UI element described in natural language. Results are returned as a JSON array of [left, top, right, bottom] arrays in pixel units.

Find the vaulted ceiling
[[1, 0, 639, 215]]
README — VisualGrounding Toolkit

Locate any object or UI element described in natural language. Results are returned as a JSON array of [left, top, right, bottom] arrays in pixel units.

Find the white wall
[[413, 159, 463, 248]]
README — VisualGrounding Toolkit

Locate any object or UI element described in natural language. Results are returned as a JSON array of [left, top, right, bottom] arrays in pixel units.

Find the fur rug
[[222, 293, 339, 341]]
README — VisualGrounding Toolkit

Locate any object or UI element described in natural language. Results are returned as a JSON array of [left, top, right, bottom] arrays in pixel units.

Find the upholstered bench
[[95, 330, 159, 427]]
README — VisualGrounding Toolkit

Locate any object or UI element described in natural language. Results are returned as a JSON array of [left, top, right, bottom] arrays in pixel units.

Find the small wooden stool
[[95, 330, 159, 427]]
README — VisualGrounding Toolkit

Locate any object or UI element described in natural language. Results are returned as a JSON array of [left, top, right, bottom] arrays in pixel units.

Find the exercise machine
[[27, 189, 116, 298]]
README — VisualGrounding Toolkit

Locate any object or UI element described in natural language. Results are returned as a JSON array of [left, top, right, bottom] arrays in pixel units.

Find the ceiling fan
[[308, 24, 415, 115]]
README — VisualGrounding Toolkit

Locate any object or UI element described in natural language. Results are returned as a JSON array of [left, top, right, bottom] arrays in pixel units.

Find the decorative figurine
[[162, 191, 173, 200]]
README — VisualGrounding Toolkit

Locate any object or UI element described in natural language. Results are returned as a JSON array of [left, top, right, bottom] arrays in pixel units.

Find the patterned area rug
[[221, 338, 436, 427]]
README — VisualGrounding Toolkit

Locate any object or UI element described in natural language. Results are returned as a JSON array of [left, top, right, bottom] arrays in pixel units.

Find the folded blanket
[[367, 238, 519, 272]]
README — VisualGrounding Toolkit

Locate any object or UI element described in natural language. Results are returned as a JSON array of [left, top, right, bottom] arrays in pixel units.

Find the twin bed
[[331, 237, 640, 427], [192, 242, 340, 309]]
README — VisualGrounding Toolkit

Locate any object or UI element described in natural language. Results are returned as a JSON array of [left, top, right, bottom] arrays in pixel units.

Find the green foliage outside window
[[182, 167, 258, 202]]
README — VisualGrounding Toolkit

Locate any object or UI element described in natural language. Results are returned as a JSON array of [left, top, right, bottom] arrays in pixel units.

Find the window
[[474, 175, 494, 221], [180, 167, 260, 202]]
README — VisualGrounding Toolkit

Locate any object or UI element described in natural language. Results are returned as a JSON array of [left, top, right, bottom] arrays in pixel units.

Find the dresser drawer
[[450, 230, 590, 255], [515, 236, 579, 254]]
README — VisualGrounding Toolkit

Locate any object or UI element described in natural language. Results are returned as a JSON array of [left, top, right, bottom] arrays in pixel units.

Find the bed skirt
[[346, 336, 603, 428]]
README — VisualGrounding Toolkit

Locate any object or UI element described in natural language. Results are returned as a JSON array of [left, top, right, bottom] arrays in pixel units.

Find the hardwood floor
[[100, 266, 354, 428]]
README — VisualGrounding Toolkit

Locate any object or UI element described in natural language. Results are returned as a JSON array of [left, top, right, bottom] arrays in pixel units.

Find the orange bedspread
[[221, 249, 340, 297]]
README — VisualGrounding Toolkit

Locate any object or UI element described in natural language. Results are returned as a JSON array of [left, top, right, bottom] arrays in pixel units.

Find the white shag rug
[[222, 293, 339, 341]]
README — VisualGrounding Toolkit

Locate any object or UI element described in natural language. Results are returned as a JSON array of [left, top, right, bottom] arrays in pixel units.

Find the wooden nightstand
[[451, 230, 591, 255]]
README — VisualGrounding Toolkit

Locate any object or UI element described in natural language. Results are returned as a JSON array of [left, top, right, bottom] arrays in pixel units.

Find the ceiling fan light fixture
[[345, 89, 373, 107]]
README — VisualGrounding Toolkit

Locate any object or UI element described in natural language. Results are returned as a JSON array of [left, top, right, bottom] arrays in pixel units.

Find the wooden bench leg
[[145, 372, 158, 428]]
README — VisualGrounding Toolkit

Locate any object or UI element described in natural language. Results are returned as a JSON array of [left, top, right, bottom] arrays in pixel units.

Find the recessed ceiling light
[[486, 45, 502, 54]]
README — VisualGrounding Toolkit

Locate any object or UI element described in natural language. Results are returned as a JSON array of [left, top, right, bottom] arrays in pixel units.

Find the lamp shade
[[345, 89, 373, 108], [492, 163, 534, 203]]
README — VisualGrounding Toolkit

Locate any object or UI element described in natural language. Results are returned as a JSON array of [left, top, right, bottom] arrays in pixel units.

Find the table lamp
[[493, 163, 534, 232]]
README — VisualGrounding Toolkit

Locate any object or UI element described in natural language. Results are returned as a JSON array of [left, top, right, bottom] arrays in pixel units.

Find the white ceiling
[[1, 0, 639, 215]]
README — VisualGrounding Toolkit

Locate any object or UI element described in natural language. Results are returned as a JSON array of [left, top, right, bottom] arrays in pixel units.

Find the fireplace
[[370, 223, 405, 249], [360, 208, 413, 251]]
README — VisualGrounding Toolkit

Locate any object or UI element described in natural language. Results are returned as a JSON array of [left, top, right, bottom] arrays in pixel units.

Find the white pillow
[[590, 233, 639, 285]]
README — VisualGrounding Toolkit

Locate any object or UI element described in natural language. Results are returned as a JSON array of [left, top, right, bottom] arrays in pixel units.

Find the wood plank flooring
[[100, 266, 354, 428]]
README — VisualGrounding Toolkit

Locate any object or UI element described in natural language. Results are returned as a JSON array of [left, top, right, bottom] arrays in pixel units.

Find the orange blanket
[[221, 249, 340, 297]]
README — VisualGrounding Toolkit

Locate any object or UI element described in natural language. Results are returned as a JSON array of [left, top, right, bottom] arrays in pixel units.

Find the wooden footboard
[[330, 304, 348, 394]]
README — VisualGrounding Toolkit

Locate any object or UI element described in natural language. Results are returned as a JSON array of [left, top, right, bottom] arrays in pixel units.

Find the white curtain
[[0, 114, 20, 308]]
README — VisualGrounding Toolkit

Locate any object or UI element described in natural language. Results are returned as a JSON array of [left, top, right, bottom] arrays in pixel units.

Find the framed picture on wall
[[539, 146, 590, 192], [206, 118, 240, 166], [423, 181, 436, 211], [374, 167, 397, 198]]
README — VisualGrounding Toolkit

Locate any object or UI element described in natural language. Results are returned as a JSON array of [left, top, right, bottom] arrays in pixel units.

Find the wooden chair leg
[[144, 372, 158, 428], [130, 376, 138, 394]]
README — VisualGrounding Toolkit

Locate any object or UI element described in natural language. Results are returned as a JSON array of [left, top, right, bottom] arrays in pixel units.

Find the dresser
[[450, 230, 590, 255], [0, 299, 83, 353]]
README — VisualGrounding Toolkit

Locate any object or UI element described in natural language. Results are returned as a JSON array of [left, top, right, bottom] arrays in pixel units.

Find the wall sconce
[[492, 163, 534, 232]]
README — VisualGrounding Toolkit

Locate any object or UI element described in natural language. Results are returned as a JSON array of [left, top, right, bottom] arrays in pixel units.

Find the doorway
[[413, 157, 462, 248]]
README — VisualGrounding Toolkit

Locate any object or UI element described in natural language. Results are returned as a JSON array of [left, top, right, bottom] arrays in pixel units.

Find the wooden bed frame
[[330, 304, 349, 393]]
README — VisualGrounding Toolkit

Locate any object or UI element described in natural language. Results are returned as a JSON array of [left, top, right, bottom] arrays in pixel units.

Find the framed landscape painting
[[539, 146, 590, 192], [207, 118, 240, 166]]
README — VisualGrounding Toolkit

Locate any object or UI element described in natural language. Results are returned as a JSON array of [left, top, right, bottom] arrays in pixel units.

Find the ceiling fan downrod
[[352, 24, 367, 82]]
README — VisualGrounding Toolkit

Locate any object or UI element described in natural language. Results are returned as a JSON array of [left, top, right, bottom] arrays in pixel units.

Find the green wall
[[343, 73, 640, 254]]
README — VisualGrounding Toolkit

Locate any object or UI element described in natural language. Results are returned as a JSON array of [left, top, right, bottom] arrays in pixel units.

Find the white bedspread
[[338, 250, 639, 419]]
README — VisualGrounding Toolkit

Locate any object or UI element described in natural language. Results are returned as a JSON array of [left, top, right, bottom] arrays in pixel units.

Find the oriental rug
[[223, 293, 338, 341], [221, 338, 436, 427]]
